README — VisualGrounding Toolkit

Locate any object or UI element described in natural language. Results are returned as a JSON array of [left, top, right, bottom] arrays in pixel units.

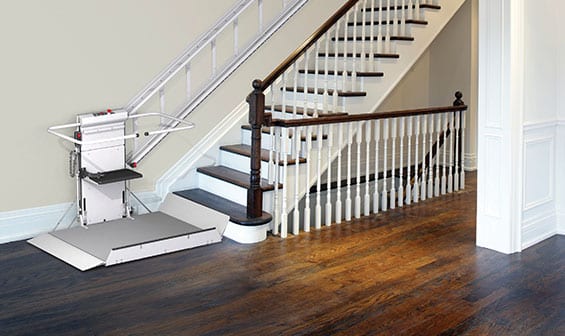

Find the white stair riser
[[343, 23, 414, 37], [240, 128, 328, 157], [219, 150, 270, 177], [197, 172, 274, 211]]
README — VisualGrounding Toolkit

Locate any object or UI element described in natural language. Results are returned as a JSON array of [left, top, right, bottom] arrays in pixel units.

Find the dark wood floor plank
[[0, 172, 564, 335]]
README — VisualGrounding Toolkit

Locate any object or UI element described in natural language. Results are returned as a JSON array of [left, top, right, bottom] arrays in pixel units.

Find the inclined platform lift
[[29, 110, 228, 271]]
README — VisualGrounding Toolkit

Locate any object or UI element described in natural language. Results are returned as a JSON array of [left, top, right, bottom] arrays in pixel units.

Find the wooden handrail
[[246, 0, 360, 219], [265, 105, 468, 128], [259, 0, 359, 91]]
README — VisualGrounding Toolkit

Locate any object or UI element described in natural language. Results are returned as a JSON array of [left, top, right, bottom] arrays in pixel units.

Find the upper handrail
[[125, 0, 309, 165], [259, 0, 359, 91], [48, 112, 194, 146], [265, 105, 468, 128], [125, 0, 257, 115]]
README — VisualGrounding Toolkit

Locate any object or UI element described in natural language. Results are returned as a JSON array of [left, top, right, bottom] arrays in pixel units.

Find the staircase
[[152, 0, 467, 243]]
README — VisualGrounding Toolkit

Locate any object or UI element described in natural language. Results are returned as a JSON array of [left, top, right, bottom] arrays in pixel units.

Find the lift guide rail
[[29, 109, 228, 271]]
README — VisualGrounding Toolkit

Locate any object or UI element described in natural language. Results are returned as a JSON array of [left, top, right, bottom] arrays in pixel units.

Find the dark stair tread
[[241, 125, 328, 141], [282, 86, 367, 97], [220, 144, 306, 165], [319, 52, 399, 59], [347, 19, 428, 26], [298, 69, 384, 77], [271, 104, 348, 117], [174, 189, 272, 226], [197, 165, 280, 191], [362, 4, 441, 11], [333, 36, 415, 42]]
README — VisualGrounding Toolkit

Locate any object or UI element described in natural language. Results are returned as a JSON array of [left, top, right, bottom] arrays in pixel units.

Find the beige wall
[[0, 0, 344, 212], [378, 0, 476, 165]]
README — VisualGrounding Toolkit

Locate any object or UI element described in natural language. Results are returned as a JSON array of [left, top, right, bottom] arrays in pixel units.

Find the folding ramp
[[29, 194, 229, 271]]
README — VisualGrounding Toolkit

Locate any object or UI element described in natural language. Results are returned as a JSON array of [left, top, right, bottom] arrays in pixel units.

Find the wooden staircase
[[167, 0, 466, 243]]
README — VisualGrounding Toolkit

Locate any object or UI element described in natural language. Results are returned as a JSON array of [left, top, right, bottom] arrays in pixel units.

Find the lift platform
[[29, 109, 225, 271], [29, 194, 228, 271]]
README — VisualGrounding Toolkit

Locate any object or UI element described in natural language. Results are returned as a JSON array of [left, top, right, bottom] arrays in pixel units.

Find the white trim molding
[[521, 211, 557, 250], [464, 153, 477, 171], [557, 211, 565, 235], [476, 0, 525, 254], [0, 203, 77, 244]]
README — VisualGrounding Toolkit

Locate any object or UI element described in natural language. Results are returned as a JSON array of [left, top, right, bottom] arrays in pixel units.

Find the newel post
[[246, 79, 265, 218], [453, 91, 465, 175]]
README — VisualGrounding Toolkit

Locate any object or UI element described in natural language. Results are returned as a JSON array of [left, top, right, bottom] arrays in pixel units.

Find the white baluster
[[406, 116, 413, 205], [233, 18, 239, 56], [159, 88, 166, 114], [376, 0, 383, 54], [461, 110, 466, 189], [448, 111, 454, 193], [416, 0, 421, 21], [258, 0, 264, 33], [364, 119, 372, 216], [281, 72, 287, 120], [369, 0, 376, 71], [398, 117, 405, 207], [373, 119, 381, 213], [427, 114, 434, 198], [304, 126, 312, 232], [342, 11, 350, 95], [401, 0, 407, 36], [441, 112, 448, 195], [336, 123, 344, 223], [273, 127, 281, 236], [293, 62, 299, 117], [385, 0, 392, 53], [314, 41, 320, 113], [185, 63, 192, 99], [303, 50, 309, 117], [293, 126, 301, 235], [325, 124, 333, 226], [434, 113, 441, 197], [390, 118, 397, 209], [281, 127, 289, 238], [333, 20, 340, 113], [315, 124, 323, 229], [454, 110, 461, 191], [211, 39, 217, 77], [159, 87, 166, 126], [355, 122, 362, 218], [352, 3, 359, 92], [381, 118, 389, 211], [346, 122, 353, 220], [420, 114, 427, 201], [361, 0, 368, 73], [413, 115, 420, 202], [323, 31, 330, 114], [268, 84, 276, 184]]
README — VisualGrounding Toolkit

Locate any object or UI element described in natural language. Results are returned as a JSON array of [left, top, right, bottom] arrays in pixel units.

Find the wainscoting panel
[[522, 122, 557, 248]]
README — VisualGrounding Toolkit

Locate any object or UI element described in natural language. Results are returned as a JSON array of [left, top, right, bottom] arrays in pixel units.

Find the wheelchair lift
[[29, 110, 228, 271]]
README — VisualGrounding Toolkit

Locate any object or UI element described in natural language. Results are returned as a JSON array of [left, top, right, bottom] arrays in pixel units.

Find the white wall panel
[[523, 136, 554, 211]]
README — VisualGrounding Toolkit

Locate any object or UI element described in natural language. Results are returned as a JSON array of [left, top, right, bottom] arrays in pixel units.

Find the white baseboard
[[558, 211, 565, 235], [464, 153, 477, 171], [521, 212, 557, 250], [0, 202, 77, 244]]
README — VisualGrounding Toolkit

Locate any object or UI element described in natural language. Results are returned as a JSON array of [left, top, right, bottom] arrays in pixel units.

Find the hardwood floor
[[1, 172, 563, 335]]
